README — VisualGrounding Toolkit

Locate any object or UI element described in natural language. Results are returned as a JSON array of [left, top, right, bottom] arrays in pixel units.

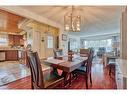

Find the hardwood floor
[[0, 62, 117, 89], [69, 63, 116, 89]]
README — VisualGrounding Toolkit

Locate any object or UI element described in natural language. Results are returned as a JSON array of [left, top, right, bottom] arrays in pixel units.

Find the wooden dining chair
[[23, 50, 32, 67], [27, 52, 64, 89], [53, 49, 63, 57], [72, 49, 94, 89], [80, 49, 90, 57]]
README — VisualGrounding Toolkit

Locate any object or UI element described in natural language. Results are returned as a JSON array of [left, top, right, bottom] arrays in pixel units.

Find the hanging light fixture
[[64, 6, 81, 32]]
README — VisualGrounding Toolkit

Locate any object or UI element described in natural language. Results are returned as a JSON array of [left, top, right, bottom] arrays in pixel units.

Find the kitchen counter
[[0, 47, 23, 51], [0, 47, 25, 61]]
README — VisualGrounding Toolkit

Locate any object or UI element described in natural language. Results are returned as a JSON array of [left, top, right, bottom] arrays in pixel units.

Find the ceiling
[[21, 6, 122, 36], [0, 9, 24, 33]]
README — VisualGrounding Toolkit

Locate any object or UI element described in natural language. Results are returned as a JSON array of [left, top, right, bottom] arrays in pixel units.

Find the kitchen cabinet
[[0, 51, 5, 61], [8, 34, 24, 46], [5, 50, 18, 61]]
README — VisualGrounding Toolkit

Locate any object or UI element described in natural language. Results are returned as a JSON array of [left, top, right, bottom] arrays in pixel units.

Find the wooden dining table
[[43, 54, 88, 86]]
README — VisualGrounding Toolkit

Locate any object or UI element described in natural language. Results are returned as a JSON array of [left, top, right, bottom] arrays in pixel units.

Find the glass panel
[[47, 36, 53, 48], [69, 38, 78, 52], [0, 34, 8, 46], [83, 39, 112, 52]]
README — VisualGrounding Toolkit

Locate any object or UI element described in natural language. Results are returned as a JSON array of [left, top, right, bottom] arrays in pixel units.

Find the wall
[[59, 28, 68, 55], [120, 9, 127, 89], [25, 20, 59, 59], [25, 21, 68, 58], [121, 11, 127, 59], [68, 35, 80, 48], [0, 6, 72, 57]]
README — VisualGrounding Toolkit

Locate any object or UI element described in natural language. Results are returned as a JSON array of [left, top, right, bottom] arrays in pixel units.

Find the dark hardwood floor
[[0, 61, 117, 89]]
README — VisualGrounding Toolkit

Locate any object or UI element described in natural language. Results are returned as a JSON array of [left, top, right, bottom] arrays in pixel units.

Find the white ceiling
[[21, 6, 122, 36]]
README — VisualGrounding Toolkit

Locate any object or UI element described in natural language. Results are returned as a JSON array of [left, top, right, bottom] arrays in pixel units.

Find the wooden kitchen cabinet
[[13, 35, 23, 46], [5, 50, 18, 61], [8, 34, 23, 46], [8, 34, 14, 45]]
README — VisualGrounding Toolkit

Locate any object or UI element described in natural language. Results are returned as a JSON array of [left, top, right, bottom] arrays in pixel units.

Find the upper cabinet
[[8, 34, 24, 46]]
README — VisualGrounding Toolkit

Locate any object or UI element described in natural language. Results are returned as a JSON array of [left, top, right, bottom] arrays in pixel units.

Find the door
[[33, 31, 41, 58], [40, 34, 57, 58], [45, 35, 54, 57], [40, 32, 57, 58]]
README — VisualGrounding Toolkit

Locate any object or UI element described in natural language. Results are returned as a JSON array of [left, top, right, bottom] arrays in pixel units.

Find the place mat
[[44, 58, 66, 64]]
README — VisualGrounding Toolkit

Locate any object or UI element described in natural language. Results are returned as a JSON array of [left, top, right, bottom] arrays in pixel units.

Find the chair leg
[[75, 73, 78, 80], [62, 72, 68, 86], [61, 79, 65, 89], [69, 73, 72, 86], [90, 73, 92, 85], [85, 75, 88, 89], [31, 82, 34, 89], [72, 72, 78, 80], [109, 66, 111, 76]]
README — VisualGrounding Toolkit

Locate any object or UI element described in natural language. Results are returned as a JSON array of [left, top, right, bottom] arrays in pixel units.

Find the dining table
[[43, 54, 88, 86]]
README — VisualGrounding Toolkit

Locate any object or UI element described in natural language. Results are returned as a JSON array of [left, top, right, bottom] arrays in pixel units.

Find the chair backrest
[[80, 49, 90, 56], [53, 49, 63, 57], [86, 49, 94, 74], [27, 52, 44, 89], [24, 50, 32, 67]]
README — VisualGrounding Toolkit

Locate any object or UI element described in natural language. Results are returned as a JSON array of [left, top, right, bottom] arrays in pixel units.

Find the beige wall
[[121, 10, 127, 89], [0, 6, 69, 57], [121, 11, 127, 59], [59, 28, 68, 55], [26, 21, 59, 59]]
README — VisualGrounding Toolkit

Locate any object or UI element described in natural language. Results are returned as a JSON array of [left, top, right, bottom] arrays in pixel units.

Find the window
[[83, 39, 112, 52], [47, 36, 53, 48], [69, 38, 78, 52], [0, 34, 8, 46]]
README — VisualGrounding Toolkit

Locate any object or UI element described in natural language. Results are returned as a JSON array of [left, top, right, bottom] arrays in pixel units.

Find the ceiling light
[[64, 6, 81, 32]]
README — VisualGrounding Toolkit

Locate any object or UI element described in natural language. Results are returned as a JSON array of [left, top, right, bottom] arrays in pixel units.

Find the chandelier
[[64, 6, 81, 32]]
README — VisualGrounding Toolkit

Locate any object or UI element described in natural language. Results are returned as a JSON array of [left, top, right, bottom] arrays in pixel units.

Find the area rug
[[0, 61, 51, 86], [0, 61, 30, 86]]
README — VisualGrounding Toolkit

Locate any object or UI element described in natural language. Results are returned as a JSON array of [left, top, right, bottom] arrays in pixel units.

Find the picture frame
[[62, 34, 67, 41]]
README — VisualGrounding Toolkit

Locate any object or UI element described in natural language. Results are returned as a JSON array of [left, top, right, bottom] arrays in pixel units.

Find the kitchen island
[[0, 47, 24, 61]]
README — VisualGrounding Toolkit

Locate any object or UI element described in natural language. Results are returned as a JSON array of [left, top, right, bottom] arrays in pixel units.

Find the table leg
[[61, 71, 68, 86], [61, 71, 72, 87], [69, 73, 72, 86], [52, 68, 59, 75]]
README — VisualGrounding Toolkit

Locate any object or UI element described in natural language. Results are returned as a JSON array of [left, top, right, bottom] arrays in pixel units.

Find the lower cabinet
[[0, 51, 5, 61], [5, 50, 18, 61]]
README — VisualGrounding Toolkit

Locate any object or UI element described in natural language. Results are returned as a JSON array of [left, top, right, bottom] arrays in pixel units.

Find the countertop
[[0, 47, 24, 51]]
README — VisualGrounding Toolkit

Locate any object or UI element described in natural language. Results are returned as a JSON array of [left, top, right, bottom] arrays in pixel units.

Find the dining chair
[[107, 59, 116, 76], [80, 49, 90, 57], [27, 52, 64, 89], [23, 50, 32, 67], [72, 49, 94, 89], [108, 63, 115, 76], [53, 49, 63, 57]]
